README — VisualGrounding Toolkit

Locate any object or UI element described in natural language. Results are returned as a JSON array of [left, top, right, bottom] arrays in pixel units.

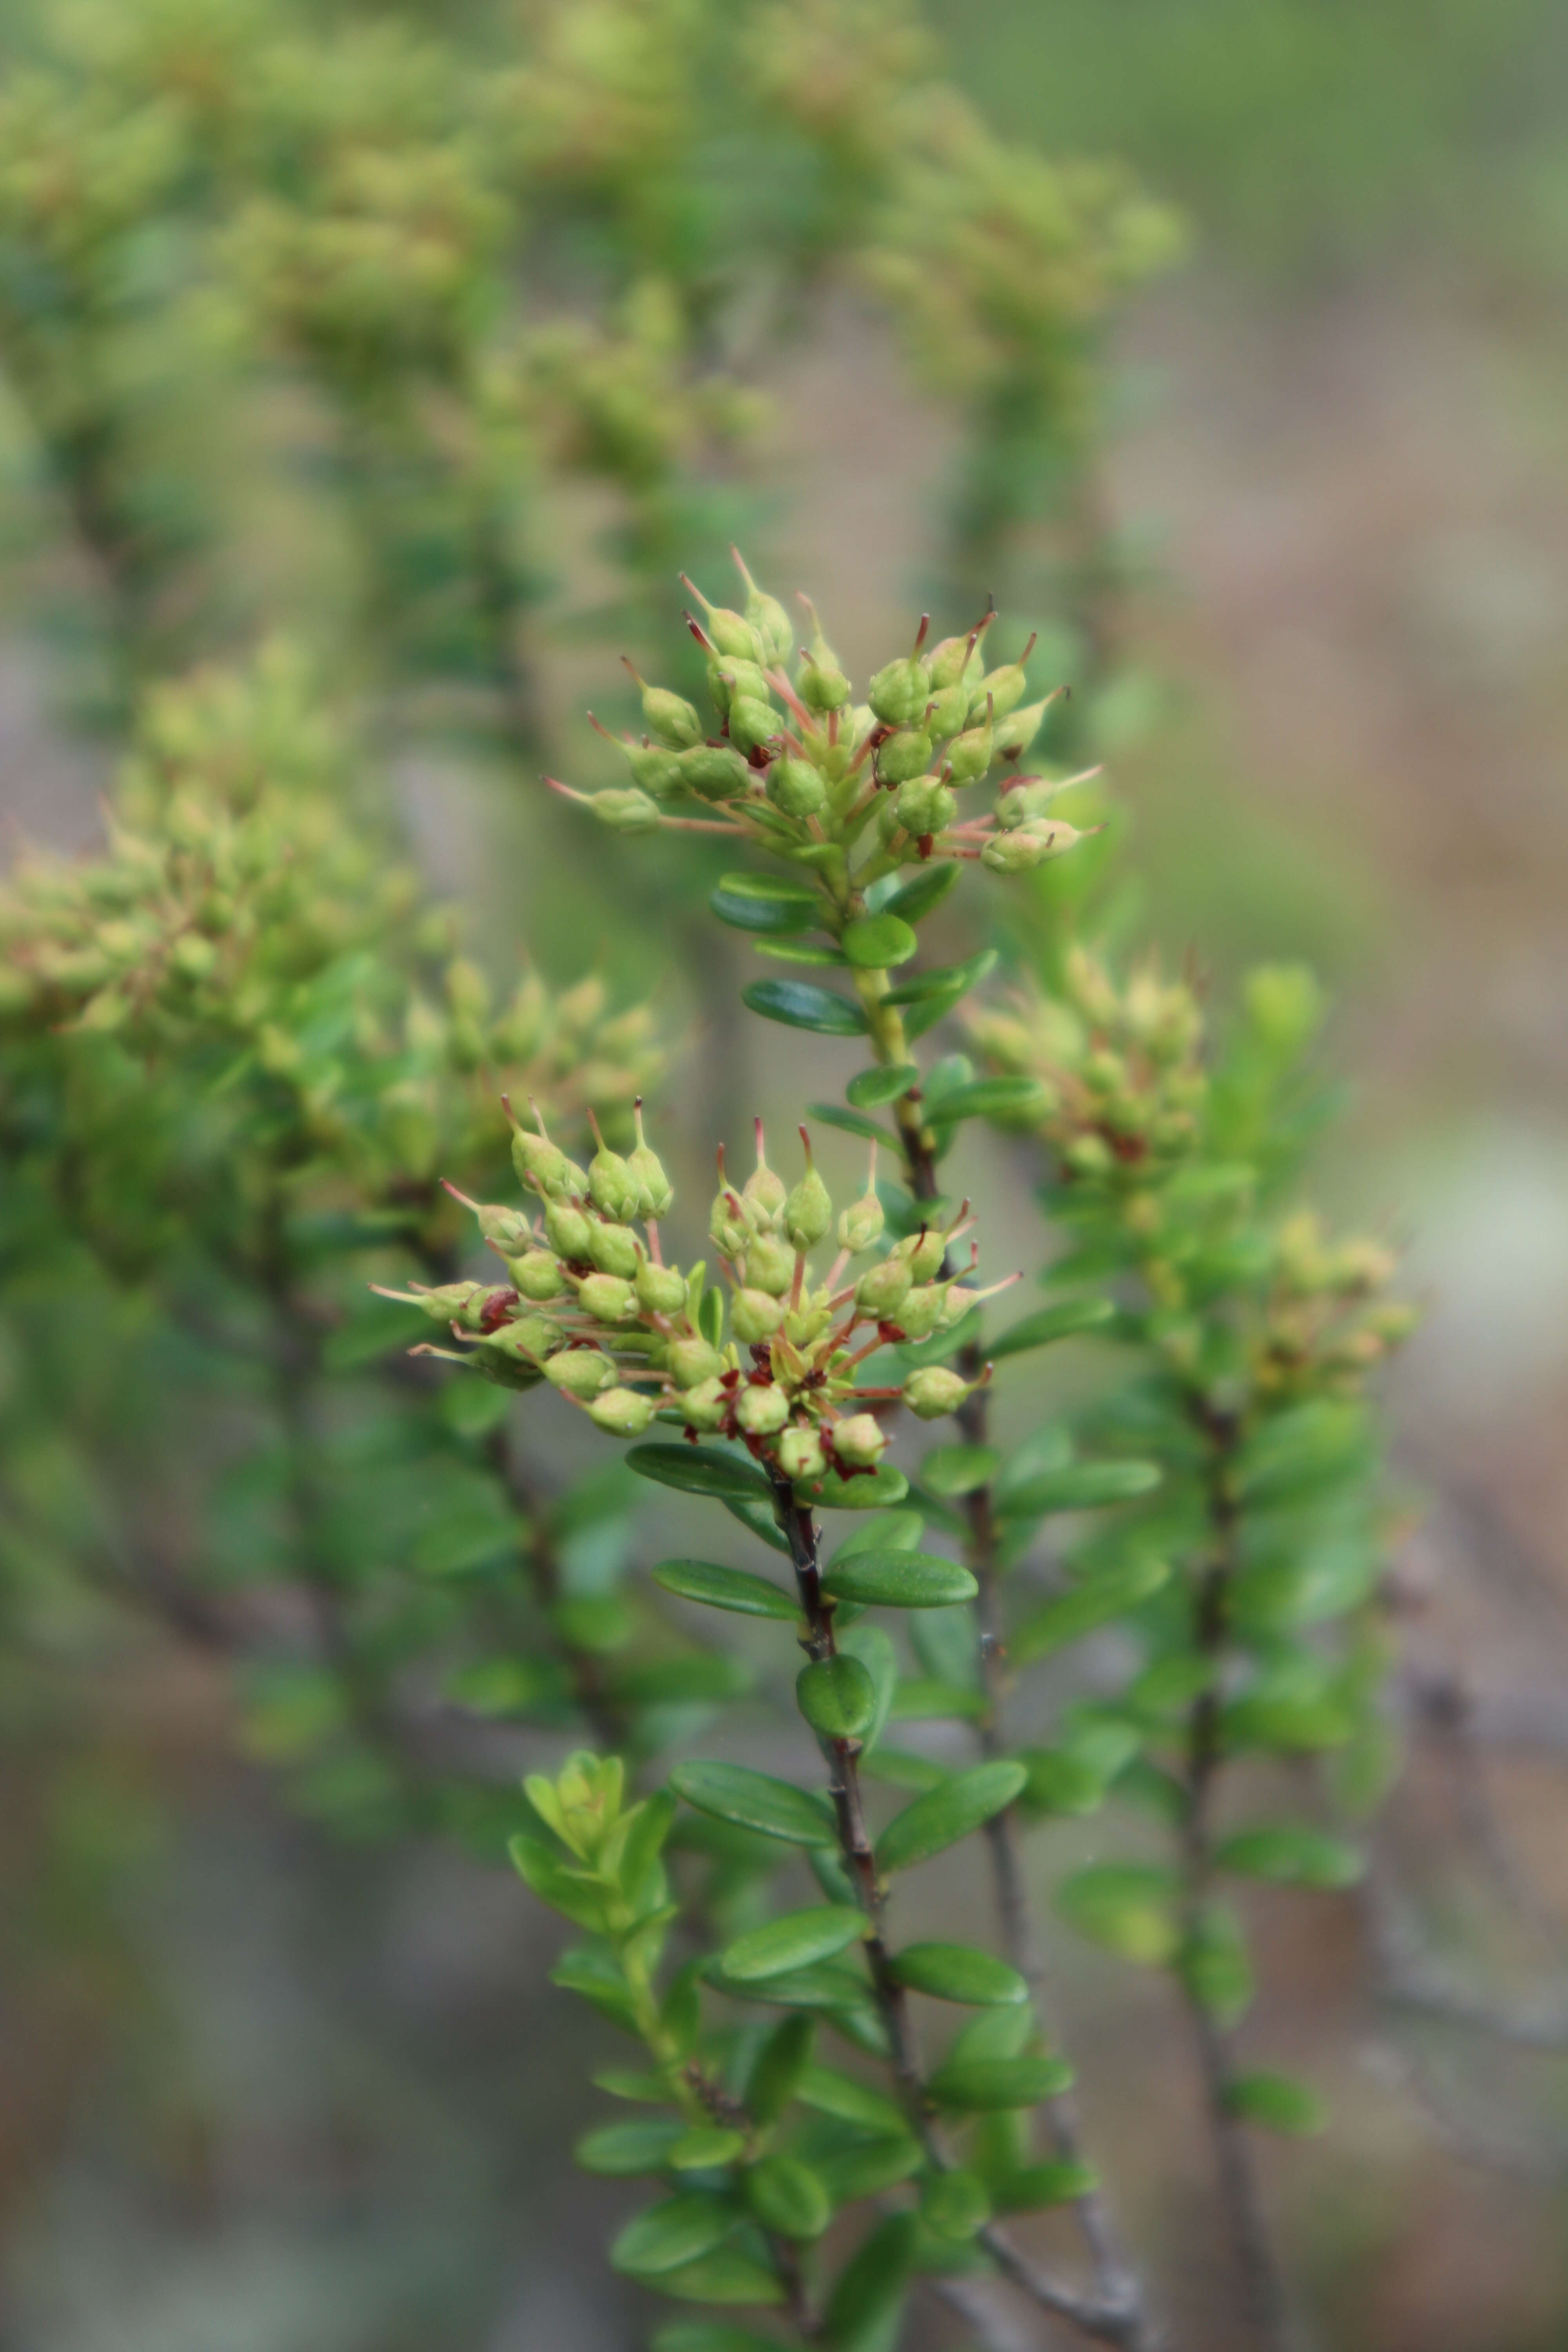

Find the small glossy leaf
[[928, 2053, 1074, 2111], [1009, 1557, 1171, 1665], [886, 948, 996, 1006], [629, 1444, 771, 1501], [797, 2064, 910, 2137], [720, 1495, 792, 1555], [745, 2153, 831, 2240], [576, 2118, 687, 2175], [996, 1459, 1162, 1520], [816, 2138, 925, 2203], [1018, 1748, 1107, 1817], [794, 1463, 910, 1511], [919, 1444, 999, 1497], [842, 913, 917, 968], [753, 940, 847, 966], [611, 2192, 739, 2277], [889, 1943, 1027, 2006], [1179, 1902, 1254, 2027], [992, 2161, 1100, 2212], [988, 1297, 1116, 1362], [721, 1906, 868, 1982], [847, 1062, 918, 1108], [820, 1549, 977, 1608], [925, 1076, 1048, 1124], [616, 1655, 752, 1706], [1224, 2069, 1328, 2136], [824, 2212, 916, 2352], [742, 978, 869, 1035], [1054, 1865, 1181, 1964], [921, 2167, 992, 2241], [655, 2249, 786, 2305], [798, 1655, 877, 1739], [807, 1100, 898, 1146], [593, 2067, 669, 2102], [703, 1956, 873, 2013], [836, 1624, 897, 1753], [877, 1759, 1027, 1873], [653, 1558, 799, 1620], [744, 2013, 816, 2125], [1216, 1826, 1363, 1889], [711, 874, 821, 933], [671, 1761, 837, 1847], [883, 861, 959, 922], [669, 2127, 748, 2170]]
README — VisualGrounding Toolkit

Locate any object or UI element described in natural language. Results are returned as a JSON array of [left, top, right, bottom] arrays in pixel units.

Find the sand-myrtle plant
[[0, 644, 687, 1842], [967, 946, 1414, 2345]]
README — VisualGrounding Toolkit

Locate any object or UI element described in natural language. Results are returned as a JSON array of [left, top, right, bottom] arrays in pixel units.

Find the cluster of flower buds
[[384, 1105, 1003, 1486], [552, 548, 1101, 884], [967, 945, 1208, 1185], [1256, 1211, 1417, 1396]]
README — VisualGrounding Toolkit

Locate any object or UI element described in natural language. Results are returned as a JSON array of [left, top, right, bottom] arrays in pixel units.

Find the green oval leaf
[[721, 1905, 867, 1983], [670, 1761, 837, 1847], [793, 1462, 910, 1511], [654, 2327, 782, 2352], [753, 939, 847, 965], [711, 874, 821, 934], [886, 948, 997, 1005], [616, 1655, 753, 1705], [1215, 1826, 1363, 1889], [836, 1623, 897, 1754], [1224, 2069, 1327, 2136], [655, 2249, 786, 2305], [1054, 1864, 1181, 1964], [653, 1558, 799, 1620], [611, 2192, 739, 2277], [807, 1100, 897, 1147], [925, 1076, 1049, 1124], [702, 1956, 874, 2012], [823, 2213, 916, 2352], [992, 2161, 1102, 2213], [918, 1444, 999, 1498], [797, 2063, 909, 2138], [744, 2153, 831, 2241], [842, 913, 917, 969], [576, 2117, 688, 2175], [846, 1062, 918, 1108], [820, 1549, 977, 1608], [742, 979, 869, 1035], [988, 1297, 1117, 1362], [628, 1443, 772, 1501], [889, 1942, 1028, 2006], [1010, 1557, 1171, 1666], [668, 2127, 748, 2170], [877, 1759, 1027, 1873], [996, 1459, 1162, 1520], [921, 2167, 992, 2241], [815, 2138, 925, 2204], [883, 861, 960, 923], [927, 2053, 1074, 2111], [797, 1654, 877, 1739]]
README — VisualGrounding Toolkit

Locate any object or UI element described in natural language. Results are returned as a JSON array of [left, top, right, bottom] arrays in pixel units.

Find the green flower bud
[[685, 575, 763, 662], [625, 742, 685, 794], [579, 1273, 639, 1324], [784, 1142, 833, 1252], [679, 744, 752, 802], [894, 1283, 945, 1338], [731, 548, 793, 664], [1066, 1133, 1114, 1175], [856, 1257, 912, 1317], [729, 696, 781, 757], [508, 1250, 565, 1301], [945, 711, 994, 788], [711, 1175, 750, 1255], [587, 1386, 657, 1436], [895, 776, 956, 837], [981, 819, 1085, 873], [833, 1413, 887, 1467], [546, 1199, 595, 1261], [732, 1287, 786, 1343], [587, 1220, 640, 1278], [736, 1381, 789, 1436], [747, 1230, 798, 1296], [635, 1258, 687, 1315], [545, 1345, 615, 1398], [623, 661, 703, 748], [410, 1280, 487, 1323], [928, 627, 987, 694], [588, 1131, 642, 1221], [994, 776, 1064, 829], [767, 755, 828, 818], [626, 1105, 674, 1218], [926, 682, 971, 740], [996, 697, 1051, 761], [869, 655, 931, 728], [490, 1311, 563, 1362], [838, 1180, 885, 1253], [877, 728, 933, 786], [472, 1202, 535, 1252], [778, 1423, 827, 1481], [903, 1229, 947, 1280], [590, 788, 661, 833], [783, 1296, 833, 1346], [796, 595, 850, 712], [512, 1123, 584, 1202], [667, 1334, 726, 1388], [679, 1376, 730, 1430], [973, 638, 1036, 724], [903, 1365, 973, 1420], [708, 657, 773, 716], [473, 1346, 546, 1392]]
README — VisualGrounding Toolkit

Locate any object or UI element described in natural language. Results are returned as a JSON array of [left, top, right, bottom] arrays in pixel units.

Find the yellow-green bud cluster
[[403, 1110, 986, 1487]]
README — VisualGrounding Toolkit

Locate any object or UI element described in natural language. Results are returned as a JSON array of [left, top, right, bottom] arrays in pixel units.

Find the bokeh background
[[3, 2, 1568, 2348]]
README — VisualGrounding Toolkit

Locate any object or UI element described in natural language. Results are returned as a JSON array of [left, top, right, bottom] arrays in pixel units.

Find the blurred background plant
[[2, 0, 1568, 2348]]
